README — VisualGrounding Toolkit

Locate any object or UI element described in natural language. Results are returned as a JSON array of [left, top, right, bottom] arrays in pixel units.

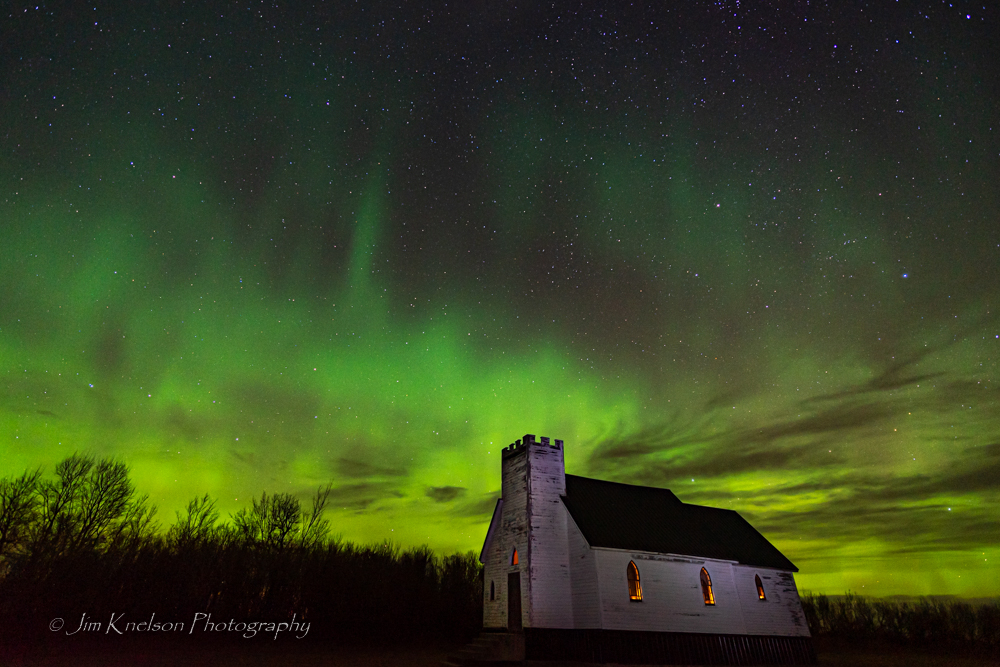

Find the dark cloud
[[934, 382, 1000, 411], [228, 450, 292, 487], [855, 346, 945, 394], [334, 457, 407, 479], [584, 402, 876, 483], [229, 450, 260, 466], [741, 401, 896, 446], [971, 443, 1000, 458], [755, 499, 998, 558], [426, 486, 466, 503], [623, 441, 846, 490], [587, 346, 999, 489], [93, 321, 128, 377], [225, 381, 321, 428], [808, 317, 995, 404], [695, 446, 1000, 557], [326, 482, 405, 511], [584, 415, 713, 470], [581, 377, 1000, 563], [443, 491, 500, 518], [164, 403, 203, 443]]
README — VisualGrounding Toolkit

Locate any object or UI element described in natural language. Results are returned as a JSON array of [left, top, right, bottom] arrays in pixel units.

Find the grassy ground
[[0, 639, 458, 667], [2, 638, 999, 666], [812, 637, 1000, 667], [817, 654, 997, 667]]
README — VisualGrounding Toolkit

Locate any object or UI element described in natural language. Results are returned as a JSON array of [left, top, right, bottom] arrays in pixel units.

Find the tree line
[[802, 593, 1000, 659], [0, 454, 483, 646]]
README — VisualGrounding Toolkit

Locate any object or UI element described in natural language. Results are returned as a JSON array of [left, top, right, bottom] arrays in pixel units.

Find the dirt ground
[[1, 638, 998, 667]]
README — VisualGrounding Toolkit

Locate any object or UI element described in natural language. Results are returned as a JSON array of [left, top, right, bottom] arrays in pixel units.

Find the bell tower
[[496, 434, 572, 629]]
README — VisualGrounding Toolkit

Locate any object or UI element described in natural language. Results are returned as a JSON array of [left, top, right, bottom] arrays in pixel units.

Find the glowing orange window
[[511, 548, 519, 565], [627, 561, 642, 601], [755, 574, 766, 601], [700, 567, 715, 605]]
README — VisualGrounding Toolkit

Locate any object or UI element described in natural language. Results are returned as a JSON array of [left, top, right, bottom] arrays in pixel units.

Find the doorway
[[507, 572, 522, 631]]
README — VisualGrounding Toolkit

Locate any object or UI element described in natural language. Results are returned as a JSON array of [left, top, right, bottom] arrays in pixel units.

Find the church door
[[507, 572, 522, 631]]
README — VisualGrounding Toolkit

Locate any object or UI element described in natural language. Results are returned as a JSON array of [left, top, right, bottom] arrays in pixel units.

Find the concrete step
[[442, 632, 526, 664]]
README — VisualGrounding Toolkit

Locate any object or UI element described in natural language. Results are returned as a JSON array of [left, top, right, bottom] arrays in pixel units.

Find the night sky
[[2, 2, 997, 597]]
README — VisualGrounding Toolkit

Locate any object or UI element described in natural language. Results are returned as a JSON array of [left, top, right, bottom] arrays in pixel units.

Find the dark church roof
[[561, 474, 797, 572]]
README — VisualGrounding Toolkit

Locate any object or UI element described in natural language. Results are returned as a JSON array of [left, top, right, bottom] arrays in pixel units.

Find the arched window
[[511, 548, 519, 565], [700, 567, 715, 605], [490, 581, 496, 601], [755, 574, 766, 601], [627, 561, 642, 601]]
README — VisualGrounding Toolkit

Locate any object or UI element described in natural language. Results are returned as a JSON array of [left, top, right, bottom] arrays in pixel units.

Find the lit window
[[627, 561, 642, 601], [511, 548, 519, 565], [700, 567, 715, 605], [490, 581, 495, 601], [755, 574, 766, 601]]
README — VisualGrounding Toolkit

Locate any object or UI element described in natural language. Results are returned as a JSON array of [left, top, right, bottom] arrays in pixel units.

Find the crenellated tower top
[[502, 433, 564, 459]]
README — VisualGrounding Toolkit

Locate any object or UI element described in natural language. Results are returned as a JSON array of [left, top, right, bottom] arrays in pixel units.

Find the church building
[[478, 434, 816, 665]]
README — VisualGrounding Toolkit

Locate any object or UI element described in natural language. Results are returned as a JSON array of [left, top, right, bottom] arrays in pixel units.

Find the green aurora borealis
[[2, 2, 998, 597]]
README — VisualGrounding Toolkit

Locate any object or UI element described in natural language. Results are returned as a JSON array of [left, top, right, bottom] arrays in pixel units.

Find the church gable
[[479, 498, 504, 563]]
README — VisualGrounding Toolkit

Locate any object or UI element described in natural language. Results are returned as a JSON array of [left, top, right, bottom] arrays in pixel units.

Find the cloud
[[583, 401, 877, 484], [425, 486, 466, 503], [740, 401, 896, 446], [223, 380, 322, 429], [693, 444, 1000, 556], [585, 345, 999, 490], [334, 457, 407, 479], [445, 491, 500, 518], [164, 404, 203, 443], [579, 366, 1000, 562], [756, 496, 999, 557], [808, 316, 995, 404], [326, 482, 405, 510]]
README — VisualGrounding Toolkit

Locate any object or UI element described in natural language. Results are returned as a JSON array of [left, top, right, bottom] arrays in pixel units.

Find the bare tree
[[298, 484, 332, 549], [0, 469, 41, 562], [27, 454, 148, 557], [71, 458, 134, 551], [106, 494, 159, 553], [229, 484, 333, 551], [167, 494, 220, 548], [268, 493, 301, 550], [232, 491, 302, 550], [32, 453, 94, 555]]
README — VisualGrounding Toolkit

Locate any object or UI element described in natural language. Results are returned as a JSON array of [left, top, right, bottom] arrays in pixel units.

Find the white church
[[477, 434, 815, 665]]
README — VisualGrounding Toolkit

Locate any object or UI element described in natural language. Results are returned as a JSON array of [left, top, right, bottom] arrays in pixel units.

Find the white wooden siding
[[524, 440, 574, 629], [482, 444, 531, 629], [482, 518, 506, 628], [594, 548, 748, 635], [565, 505, 602, 628], [732, 565, 811, 637]]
